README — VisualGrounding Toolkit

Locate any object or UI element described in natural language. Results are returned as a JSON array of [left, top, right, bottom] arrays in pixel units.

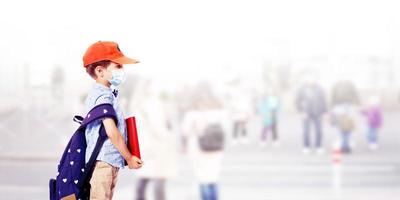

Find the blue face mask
[[108, 69, 126, 87]]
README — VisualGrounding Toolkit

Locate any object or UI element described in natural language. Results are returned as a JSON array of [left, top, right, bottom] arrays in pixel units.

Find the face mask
[[108, 69, 126, 87]]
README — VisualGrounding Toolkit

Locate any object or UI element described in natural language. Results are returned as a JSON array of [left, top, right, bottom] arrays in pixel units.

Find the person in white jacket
[[181, 86, 228, 200], [133, 80, 178, 200]]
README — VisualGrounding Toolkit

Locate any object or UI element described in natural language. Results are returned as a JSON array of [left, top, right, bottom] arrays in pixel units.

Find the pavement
[[0, 110, 399, 200]]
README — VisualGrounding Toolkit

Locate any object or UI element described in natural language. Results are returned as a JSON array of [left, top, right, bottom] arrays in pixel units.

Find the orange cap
[[83, 41, 139, 67]]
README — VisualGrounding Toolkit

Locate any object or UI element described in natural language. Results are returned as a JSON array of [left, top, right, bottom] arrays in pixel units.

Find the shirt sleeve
[[93, 93, 115, 122]]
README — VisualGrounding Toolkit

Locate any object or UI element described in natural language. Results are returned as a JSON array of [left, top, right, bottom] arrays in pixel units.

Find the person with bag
[[181, 85, 228, 200], [331, 80, 359, 154], [331, 103, 356, 153], [50, 41, 143, 200], [133, 80, 178, 200], [331, 103, 357, 153]]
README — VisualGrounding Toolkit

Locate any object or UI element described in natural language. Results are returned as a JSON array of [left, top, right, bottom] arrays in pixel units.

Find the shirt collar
[[93, 83, 119, 97], [94, 82, 112, 92]]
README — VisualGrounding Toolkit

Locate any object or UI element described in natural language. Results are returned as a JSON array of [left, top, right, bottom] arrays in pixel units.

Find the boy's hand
[[103, 118, 143, 170], [127, 156, 143, 169]]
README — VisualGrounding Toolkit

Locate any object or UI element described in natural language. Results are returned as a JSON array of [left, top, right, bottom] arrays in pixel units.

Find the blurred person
[[224, 78, 253, 145], [295, 73, 327, 155], [134, 80, 177, 200], [83, 41, 143, 200], [181, 85, 228, 200], [361, 95, 383, 150], [230, 92, 252, 145], [330, 80, 359, 154], [257, 89, 280, 147], [331, 103, 357, 153]]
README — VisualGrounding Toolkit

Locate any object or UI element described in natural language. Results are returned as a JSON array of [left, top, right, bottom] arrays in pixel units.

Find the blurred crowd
[[96, 69, 385, 200]]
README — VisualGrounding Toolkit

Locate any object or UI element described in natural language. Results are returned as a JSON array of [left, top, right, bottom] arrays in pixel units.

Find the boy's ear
[[94, 66, 104, 78]]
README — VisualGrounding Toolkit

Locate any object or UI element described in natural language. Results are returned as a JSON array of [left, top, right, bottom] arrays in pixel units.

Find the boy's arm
[[102, 118, 143, 169]]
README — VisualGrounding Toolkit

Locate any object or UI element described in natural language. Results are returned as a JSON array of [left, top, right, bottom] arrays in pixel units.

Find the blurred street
[[2, 1, 400, 200], [1, 112, 399, 200]]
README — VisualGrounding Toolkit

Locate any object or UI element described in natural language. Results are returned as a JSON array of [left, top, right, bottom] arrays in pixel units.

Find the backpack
[[198, 123, 225, 152], [49, 103, 117, 200], [338, 114, 354, 132]]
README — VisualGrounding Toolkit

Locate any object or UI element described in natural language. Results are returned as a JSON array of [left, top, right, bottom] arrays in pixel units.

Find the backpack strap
[[78, 103, 118, 131], [77, 103, 118, 188]]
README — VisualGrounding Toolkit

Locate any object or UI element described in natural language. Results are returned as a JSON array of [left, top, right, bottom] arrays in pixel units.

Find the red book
[[126, 117, 141, 160]]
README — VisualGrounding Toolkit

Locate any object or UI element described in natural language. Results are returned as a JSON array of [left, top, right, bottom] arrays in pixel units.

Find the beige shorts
[[89, 161, 119, 200]]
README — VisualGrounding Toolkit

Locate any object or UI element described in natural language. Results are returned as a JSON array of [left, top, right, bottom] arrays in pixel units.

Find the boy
[[82, 41, 143, 200]]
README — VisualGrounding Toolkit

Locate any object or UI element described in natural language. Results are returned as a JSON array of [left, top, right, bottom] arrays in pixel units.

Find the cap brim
[[111, 56, 140, 65]]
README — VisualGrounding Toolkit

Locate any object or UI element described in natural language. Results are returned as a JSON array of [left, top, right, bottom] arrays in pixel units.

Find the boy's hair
[[85, 60, 112, 79]]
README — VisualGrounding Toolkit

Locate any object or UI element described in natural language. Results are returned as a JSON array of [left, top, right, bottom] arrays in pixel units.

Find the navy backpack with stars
[[49, 103, 117, 200]]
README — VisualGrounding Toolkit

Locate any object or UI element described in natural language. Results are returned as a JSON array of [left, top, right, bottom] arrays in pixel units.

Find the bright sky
[[1, 0, 400, 91]]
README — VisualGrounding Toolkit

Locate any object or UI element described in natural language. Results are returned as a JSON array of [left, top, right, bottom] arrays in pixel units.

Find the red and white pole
[[332, 149, 342, 197]]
